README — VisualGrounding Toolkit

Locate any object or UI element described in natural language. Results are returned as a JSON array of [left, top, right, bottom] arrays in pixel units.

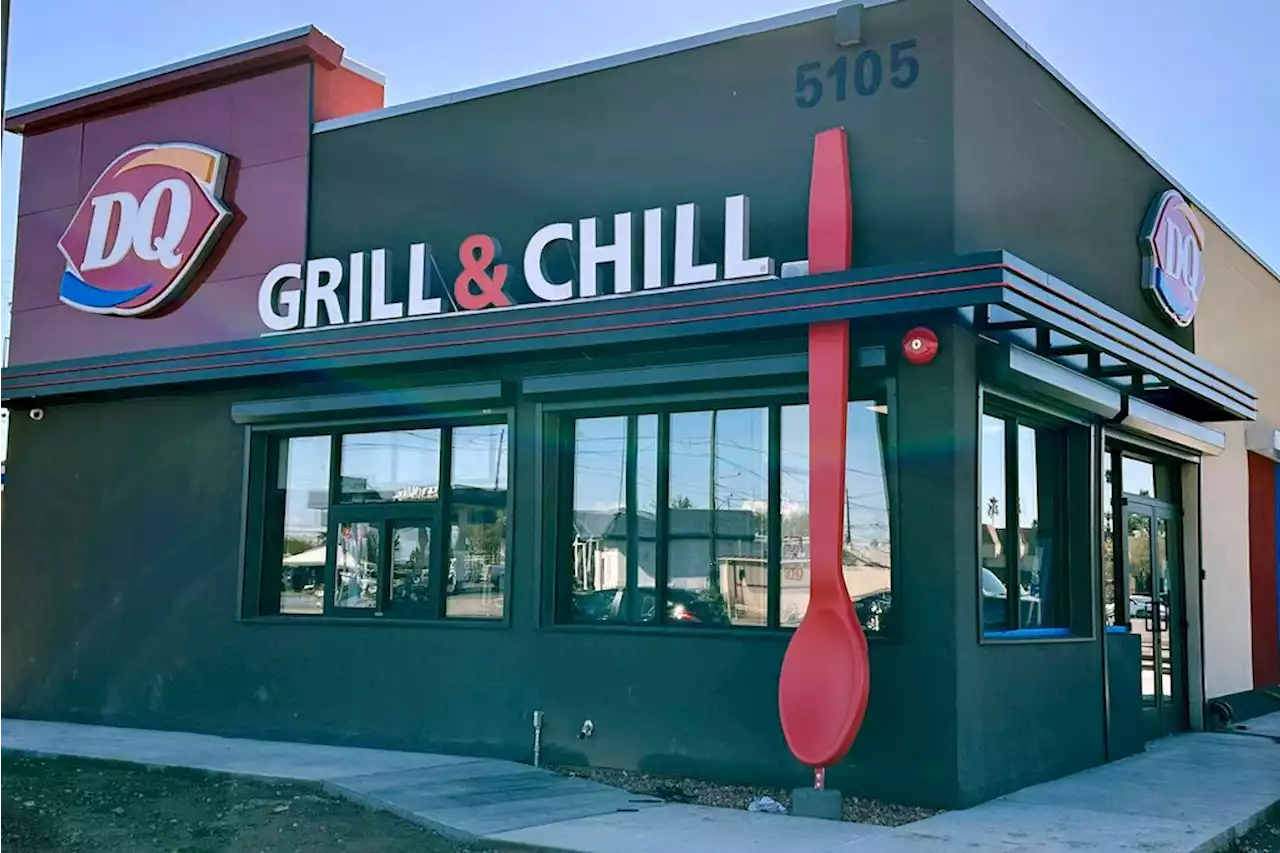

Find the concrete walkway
[[4, 715, 1279, 852]]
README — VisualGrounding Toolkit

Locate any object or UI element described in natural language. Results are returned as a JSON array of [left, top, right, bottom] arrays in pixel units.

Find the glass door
[[1122, 498, 1186, 739]]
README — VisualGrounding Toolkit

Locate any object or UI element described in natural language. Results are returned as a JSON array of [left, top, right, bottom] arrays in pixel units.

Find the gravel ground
[[1233, 813, 1280, 853], [1, 753, 547, 853], [549, 765, 938, 826]]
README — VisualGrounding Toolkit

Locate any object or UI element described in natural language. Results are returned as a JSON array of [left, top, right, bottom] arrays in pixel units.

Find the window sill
[[980, 627, 1092, 644], [542, 622, 894, 643], [241, 615, 509, 629]]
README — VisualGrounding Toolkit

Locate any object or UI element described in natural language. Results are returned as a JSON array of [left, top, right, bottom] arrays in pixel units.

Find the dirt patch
[[548, 765, 938, 826], [1, 752, 544, 853]]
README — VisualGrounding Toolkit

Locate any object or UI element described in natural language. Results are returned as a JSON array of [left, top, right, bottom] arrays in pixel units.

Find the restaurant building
[[3, 0, 1278, 808]]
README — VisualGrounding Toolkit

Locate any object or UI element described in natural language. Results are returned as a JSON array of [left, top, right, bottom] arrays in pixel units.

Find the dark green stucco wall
[[4, 320, 985, 807], [950, 0, 1186, 349], [307, 0, 956, 291], [2, 0, 1201, 809]]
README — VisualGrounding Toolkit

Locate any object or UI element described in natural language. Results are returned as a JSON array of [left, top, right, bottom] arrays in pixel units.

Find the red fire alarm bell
[[902, 327, 939, 365]]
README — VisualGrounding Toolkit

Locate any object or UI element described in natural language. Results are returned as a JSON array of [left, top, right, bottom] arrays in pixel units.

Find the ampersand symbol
[[454, 234, 512, 310]]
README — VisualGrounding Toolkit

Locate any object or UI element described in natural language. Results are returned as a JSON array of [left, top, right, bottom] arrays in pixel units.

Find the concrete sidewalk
[[4, 715, 1279, 852]]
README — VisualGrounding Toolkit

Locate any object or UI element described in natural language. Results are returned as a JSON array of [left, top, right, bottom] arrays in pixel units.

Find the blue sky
[[2, 0, 1278, 455]]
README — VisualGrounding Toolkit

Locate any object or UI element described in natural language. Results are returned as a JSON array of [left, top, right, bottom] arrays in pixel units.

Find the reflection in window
[[340, 429, 441, 503], [390, 522, 432, 606], [1102, 451, 1117, 625], [1122, 456, 1155, 498], [447, 425, 507, 619], [1122, 455, 1177, 501], [334, 522, 379, 609], [636, 415, 658, 621], [1019, 425, 1066, 628], [981, 408, 1071, 635], [667, 411, 719, 622], [569, 417, 628, 623], [257, 420, 509, 621], [560, 399, 893, 631], [980, 415, 1009, 631], [705, 408, 768, 626], [277, 436, 330, 615], [780, 402, 892, 632], [1128, 511, 1155, 706]]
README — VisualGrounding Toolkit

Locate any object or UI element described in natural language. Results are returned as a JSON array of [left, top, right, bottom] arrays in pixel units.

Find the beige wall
[[1193, 206, 1280, 700]]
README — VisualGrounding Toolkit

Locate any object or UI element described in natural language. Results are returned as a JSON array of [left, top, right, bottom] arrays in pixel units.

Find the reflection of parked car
[[981, 568, 1041, 629], [853, 589, 891, 632], [571, 587, 730, 625]]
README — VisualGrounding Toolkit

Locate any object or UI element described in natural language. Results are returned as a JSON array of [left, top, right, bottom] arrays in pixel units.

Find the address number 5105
[[795, 39, 920, 108]]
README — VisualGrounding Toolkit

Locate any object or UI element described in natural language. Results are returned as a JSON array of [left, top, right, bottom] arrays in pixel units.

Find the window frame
[[1101, 440, 1186, 634], [977, 387, 1095, 643], [540, 380, 898, 638], [239, 407, 514, 627]]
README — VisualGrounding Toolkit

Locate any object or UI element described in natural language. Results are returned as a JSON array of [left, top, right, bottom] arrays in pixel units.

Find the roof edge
[[339, 56, 386, 86], [4, 25, 344, 134], [962, 0, 1280, 286], [313, 0, 901, 133], [314, 0, 1277, 287]]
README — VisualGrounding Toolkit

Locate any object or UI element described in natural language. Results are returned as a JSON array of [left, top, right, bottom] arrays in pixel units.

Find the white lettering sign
[[81, 179, 193, 272], [258, 194, 776, 334]]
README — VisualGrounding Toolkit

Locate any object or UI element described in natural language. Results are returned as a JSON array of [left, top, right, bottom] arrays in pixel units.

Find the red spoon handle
[[809, 321, 851, 602]]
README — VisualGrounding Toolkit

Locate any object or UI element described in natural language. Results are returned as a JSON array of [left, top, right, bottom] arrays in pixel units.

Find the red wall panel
[[313, 64, 384, 123], [1249, 452, 1280, 688], [7, 63, 314, 367]]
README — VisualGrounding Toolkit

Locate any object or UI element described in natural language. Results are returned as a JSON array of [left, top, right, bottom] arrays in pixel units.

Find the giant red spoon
[[778, 128, 871, 784]]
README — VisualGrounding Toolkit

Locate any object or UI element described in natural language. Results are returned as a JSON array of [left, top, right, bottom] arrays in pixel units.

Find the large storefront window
[[256, 420, 509, 621], [558, 398, 893, 632], [979, 403, 1073, 636]]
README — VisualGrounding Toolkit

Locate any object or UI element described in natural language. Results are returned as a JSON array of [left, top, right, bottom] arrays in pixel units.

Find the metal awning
[[1, 251, 1257, 423]]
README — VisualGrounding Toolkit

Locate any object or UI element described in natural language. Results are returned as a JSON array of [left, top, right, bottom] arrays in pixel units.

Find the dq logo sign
[[1140, 189, 1205, 328], [57, 143, 233, 316]]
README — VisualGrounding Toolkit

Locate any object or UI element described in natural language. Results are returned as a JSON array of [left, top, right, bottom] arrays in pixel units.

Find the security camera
[[29, 408, 44, 421]]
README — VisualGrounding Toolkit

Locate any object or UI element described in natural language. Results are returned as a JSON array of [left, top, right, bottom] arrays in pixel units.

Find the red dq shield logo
[[1140, 190, 1205, 328], [57, 143, 233, 316]]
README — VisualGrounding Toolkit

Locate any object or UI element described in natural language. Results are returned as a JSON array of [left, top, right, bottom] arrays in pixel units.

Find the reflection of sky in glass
[[1017, 424, 1039, 527], [980, 415, 1005, 527], [453, 424, 508, 490], [669, 411, 711, 509], [342, 429, 441, 500], [393, 524, 430, 562], [1121, 456, 1155, 497], [780, 401, 889, 548], [283, 435, 329, 536], [575, 416, 626, 513], [284, 424, 509, 530], [980, 414, 1052, 529], [714, 408, 767, 510], [637, 415, 657, 513]]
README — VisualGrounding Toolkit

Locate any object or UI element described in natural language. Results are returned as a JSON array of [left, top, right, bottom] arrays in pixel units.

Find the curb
[[1191, 797, 1280, 853]]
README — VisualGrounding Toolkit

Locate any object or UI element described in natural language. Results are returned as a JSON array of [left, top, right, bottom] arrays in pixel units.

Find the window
[[1120, 454, 1177, 501], [275, 436, 331, 615], [558, 397, 893, 632], [447, 425, 509, 619], [979, 403, 1074, 636], [253, 419, 508, 621]]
